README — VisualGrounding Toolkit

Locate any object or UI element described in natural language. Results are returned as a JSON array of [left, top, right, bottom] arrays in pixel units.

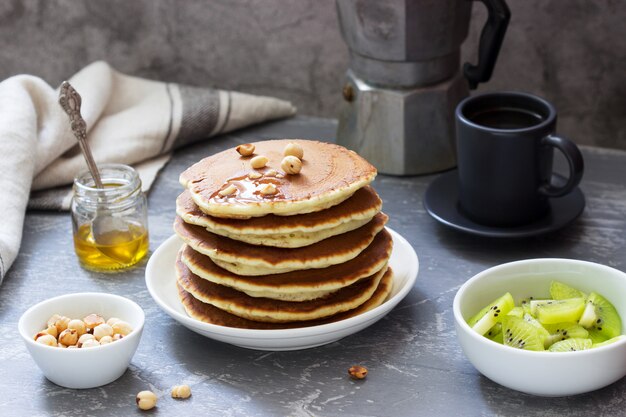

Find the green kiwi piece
[[548, 338, 592, 352], [485, 323, 503, 344], [520, 297, 536, 315], [542, 322, 589, 348], [530, 298, 585, 324], [550, 281, 587, 300], [467, 292, 515, 336], [502, 316, 545, 351], [507, 307, 524, 318], [592, 335, 626, 349], [578, 292, 622, 342], [522, 313, 550, 342]]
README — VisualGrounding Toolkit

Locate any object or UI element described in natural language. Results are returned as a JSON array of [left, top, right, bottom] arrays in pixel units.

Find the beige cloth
[[0, 61, 296, 282]]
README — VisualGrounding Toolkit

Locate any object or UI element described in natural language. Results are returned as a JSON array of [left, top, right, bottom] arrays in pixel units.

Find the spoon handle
[[59, 81, 103, 189]]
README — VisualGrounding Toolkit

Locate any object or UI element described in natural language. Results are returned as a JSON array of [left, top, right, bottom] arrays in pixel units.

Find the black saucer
[[423, 171, 585, 238]]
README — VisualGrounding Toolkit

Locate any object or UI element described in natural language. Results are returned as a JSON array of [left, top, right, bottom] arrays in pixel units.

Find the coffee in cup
[[455, 92, 584, 226]]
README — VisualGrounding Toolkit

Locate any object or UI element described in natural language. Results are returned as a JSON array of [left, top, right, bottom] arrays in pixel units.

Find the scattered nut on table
[[136, 390, 158, 410], [236, 143, 255, 156], [283, 142, 304, 159], [171, 384, 192, 399], [348, 365, 368, 380], [250, 155, 269, 169], [281, 155, 302, 175]]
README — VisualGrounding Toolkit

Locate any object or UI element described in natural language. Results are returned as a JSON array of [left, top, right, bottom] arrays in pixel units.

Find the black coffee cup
[[455, 92, 584, 226]]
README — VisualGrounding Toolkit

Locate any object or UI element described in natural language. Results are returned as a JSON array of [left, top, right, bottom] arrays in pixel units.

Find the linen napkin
[[0, 61, 296, 283]]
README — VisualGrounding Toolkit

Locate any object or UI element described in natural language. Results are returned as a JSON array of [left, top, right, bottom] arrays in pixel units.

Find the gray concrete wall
[[1, 0, 624, 149]]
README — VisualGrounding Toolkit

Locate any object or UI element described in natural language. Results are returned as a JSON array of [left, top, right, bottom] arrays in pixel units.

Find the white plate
[[145, 228, 418, 351]]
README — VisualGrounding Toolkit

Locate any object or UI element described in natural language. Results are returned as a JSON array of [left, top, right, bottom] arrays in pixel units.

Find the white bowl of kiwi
[[453, 258, 626, 396]]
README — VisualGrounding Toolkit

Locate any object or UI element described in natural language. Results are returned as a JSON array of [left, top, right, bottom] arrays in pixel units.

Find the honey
[[73, 223, 149, 271], [71, 164, 149, 272]]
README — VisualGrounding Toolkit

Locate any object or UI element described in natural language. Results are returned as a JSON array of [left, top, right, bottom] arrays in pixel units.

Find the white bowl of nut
[[18, 292, 144, 389], [453, 258, 626, 396]]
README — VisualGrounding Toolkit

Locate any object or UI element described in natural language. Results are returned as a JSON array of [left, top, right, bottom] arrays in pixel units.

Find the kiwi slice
[[530, 298, 585, 324], [522, 313, 550, 341], [550, 281, 587, 300], [520, 297, 536, 315], [467, 292, 515, 336], [578, 292, 622, 342], [507, 307, 524, 318], [548, 338, 592, 352], [542, 322, 589, 348], [485, 323, 503, 344], [592, 335, 626, 349], [502, 316, 545, 351]]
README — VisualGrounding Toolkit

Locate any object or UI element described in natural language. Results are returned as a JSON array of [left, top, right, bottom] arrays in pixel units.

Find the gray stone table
[[1, 116, 625, 416]]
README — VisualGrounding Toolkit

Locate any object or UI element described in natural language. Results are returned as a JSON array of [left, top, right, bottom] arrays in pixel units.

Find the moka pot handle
[[463, 0, 511, 89]]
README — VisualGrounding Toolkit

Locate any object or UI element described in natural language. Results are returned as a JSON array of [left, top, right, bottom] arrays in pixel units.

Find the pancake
[[179, 139, 377, 218], [176, 186, 382, 248], [174, 212, 389, 276], [176, 267, 394, 329], [176, 250, 388, 323], [180, 227, 392, 300]]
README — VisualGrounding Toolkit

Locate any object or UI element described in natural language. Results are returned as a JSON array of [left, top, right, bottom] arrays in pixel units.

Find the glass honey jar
[[71, 164, 149, 271]]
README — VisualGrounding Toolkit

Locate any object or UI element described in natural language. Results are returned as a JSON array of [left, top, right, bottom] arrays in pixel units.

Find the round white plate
[[145, 228, 419, 351]]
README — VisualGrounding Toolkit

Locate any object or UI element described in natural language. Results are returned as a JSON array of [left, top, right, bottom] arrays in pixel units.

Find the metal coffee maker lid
[[336, 0, 510, 175]]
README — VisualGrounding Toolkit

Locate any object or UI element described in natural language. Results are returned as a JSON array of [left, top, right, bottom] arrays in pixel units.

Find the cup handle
[[539, 135, 584, 197]]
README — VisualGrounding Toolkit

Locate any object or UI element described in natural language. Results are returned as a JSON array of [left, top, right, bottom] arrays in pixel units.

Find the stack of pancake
[[173, 139, 394, 329]]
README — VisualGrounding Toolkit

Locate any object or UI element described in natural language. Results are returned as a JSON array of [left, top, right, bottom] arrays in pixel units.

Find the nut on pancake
[[176, 251, 388, 323], [176, 267, 394, 329], [180, 227, 392, 301], [176, 186, 382, 248], [174, 212, 388, 275], [179, 140, 377, 218]]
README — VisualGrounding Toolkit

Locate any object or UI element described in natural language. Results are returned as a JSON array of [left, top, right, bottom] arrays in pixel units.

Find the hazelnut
[[106, 317, 121, 327], [46, 314, 62, 328], [77, 333, 95, 347], [35, 325, 58, 340], [259, 183, 277, 196], [83, 314, 105, 330], [58, 328, 78, 346], [99, 335, 113, 345], [281, 156, 302, 175], [67, 319, 87, 336], [52, 316, 70, 333], [171, 384, 192, 399], [112, 321, 133, 336], [81, 339, 100, 348], [36, 334, 57, 346], [348, 365, 368, 380], [236, 143, 255, 157], [218, 184, 237, 197], [136, 390, 157, 410], [248, 171, 262, 180], [93, 323, 114, 341], [250, 155, 268, 169], [112, 333, 125, 341], [283, 142, 304, 159]]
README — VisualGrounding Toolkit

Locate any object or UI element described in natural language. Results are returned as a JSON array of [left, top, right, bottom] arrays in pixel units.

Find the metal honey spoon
[[59, 81, 126, 245]]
